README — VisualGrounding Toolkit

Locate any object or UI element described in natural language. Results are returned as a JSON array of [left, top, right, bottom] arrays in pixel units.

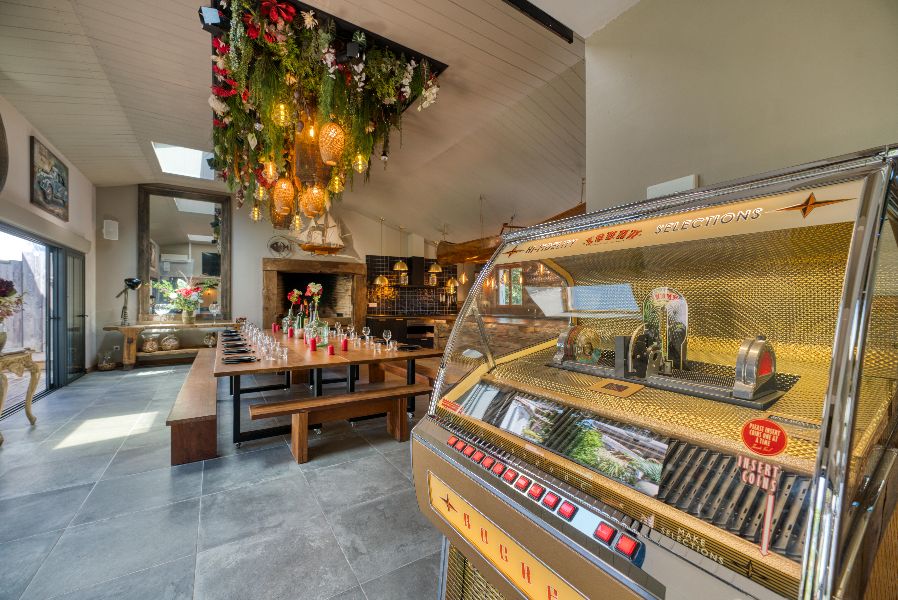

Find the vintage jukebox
[[411, 146, 898, 600]]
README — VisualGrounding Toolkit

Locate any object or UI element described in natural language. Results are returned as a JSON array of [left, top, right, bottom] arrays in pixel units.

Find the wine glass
[[347, 324, 356, 339], [210, 303, 221, 324], [382, 329, 392, 350], [362, 326, 371, 344]]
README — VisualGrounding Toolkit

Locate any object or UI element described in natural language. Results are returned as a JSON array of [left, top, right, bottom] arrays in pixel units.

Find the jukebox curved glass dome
[[413, 147, 898, 600]]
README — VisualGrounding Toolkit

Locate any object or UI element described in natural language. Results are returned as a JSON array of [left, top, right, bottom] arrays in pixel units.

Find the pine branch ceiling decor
[[205, 0, 447, 230]]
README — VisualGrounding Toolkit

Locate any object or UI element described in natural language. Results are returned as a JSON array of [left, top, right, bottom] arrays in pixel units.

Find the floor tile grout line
[[17, 393, 160, 600], [295, 462, 370, 600], [356, 549, 443, 588], [192, 461, 205, 600], [39, 553, 196, 600]]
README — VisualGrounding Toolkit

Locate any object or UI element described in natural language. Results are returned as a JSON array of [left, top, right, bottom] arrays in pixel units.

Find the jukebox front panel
[[416, 165, 898, 600]]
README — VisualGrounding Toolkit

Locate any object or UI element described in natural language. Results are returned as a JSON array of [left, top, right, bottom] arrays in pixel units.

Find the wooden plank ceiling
[[0, 0, 612, 241]]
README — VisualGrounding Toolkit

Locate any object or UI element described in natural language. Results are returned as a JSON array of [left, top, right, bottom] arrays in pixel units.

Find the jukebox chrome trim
[[800, 159, 896, 600]]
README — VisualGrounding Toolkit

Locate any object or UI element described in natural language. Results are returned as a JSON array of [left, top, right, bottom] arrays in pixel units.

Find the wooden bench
[[383, 358, 440, 385], [166, 348, 218, 465], [249, 383, 432, 463]]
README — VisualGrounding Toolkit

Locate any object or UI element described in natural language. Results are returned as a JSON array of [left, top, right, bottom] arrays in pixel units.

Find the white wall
[[95, 186, 138, 358], [584, 0, 898, 211], [0, 95, 97, 366]]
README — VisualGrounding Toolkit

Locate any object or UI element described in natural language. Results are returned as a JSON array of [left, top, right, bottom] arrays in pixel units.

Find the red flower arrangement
[[287, 289, 302, 305], [261, 0, 295, 23]]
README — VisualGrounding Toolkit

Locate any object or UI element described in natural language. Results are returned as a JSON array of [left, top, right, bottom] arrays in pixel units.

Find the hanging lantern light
[[352, 153, 368, 174], [299, 182, 328, 218], [319, 122, 345, 166], [306, 121, 316, 140], [290, 212, 303, 231], [393, 226, 408, 273], [427, 263, 442, 274], [250, 201, 262, 222], [262, 160, 278, 183], [272, 102, 291, 127], [328, 171, 345, 194], [272, 178, 295, 216], [446, 276, 459, 292], [459, 271, 468, 285]]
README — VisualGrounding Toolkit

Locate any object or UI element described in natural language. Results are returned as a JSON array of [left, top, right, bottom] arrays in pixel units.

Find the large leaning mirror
[[137, 184, 231, 322]]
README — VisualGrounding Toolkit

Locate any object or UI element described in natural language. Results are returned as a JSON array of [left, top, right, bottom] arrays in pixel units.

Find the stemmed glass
[[210, 303, 221, 324], [347, 324, 355, 339], [382, 329, 392, 351], [362, 326, 371, 344]]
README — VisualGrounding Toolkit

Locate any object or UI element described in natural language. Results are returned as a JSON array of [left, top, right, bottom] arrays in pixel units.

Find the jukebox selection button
[[481, 456, 495, 469], [502, 469, 518, 483], [615, 534, 639, 558], [557, 501, 577, 521], [491, 463, 506, 477], [528, 484, 545, 501], [462, 446, 476, 457], [447, 436, 458, 447], [470, 450, 485, 463], [454, 440, 467, 452], [594, 522, 616, 544], [542, 492, 560, 510], [514, 476, 531, 491]]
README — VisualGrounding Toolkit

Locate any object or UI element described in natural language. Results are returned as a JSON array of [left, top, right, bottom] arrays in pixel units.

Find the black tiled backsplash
[[366, 255, 458, 316]]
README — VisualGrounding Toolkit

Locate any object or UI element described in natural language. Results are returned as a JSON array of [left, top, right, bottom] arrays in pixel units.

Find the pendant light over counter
[[374, 218, 390, 287]]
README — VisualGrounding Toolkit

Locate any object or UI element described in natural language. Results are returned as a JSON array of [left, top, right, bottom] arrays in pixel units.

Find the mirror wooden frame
[[137, 184, 232, 322]]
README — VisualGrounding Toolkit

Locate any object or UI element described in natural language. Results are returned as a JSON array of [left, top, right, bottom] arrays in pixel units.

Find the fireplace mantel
[[262, 258, 367, 329]]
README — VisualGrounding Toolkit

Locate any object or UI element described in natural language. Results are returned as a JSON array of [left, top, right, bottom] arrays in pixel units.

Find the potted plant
[[152, 278, 214, 324], [0, 278, 24, 352]]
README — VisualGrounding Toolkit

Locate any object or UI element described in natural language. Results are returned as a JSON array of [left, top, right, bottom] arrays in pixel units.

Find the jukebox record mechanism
[[552, 289, 795, 409]]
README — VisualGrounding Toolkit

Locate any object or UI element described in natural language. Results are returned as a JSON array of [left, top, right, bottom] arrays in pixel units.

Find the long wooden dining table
[[212, 333, 443, 445]]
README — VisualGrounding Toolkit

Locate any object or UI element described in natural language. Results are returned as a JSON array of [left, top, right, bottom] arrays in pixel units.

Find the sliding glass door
[[0, 223, 84, 418], [65, 251, 85, 382]]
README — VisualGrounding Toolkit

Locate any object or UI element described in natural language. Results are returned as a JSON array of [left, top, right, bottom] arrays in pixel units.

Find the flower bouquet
[[287, 288, 303, 330], [304, 282, 325, 340], [153, 278, 214, 323], [0, 278, 25, 352]]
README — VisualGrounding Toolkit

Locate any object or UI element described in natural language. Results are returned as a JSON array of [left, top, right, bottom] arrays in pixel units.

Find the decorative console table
[[103, 322, 239, 369], [0, 349, 41, 446]]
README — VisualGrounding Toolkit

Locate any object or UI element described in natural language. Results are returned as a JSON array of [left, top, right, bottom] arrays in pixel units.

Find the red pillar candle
[[309, 338, 317, 351], [341, 338, 348, 351], [327, 344, 335, 355], [288, 327, 294, 338], [272, 322, 277, 333]]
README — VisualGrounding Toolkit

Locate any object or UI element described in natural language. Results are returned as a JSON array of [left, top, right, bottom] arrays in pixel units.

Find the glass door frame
[[0, 221, 85, 408]]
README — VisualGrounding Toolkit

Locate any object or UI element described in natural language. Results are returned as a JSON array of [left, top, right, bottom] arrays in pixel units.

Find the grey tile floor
[[0, 366, 443, 600]]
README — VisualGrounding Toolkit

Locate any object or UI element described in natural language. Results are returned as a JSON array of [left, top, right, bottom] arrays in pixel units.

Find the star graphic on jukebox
[[440, 494, 457, 513], [776, 192, 852, 218], [503, 245, 523, 258]]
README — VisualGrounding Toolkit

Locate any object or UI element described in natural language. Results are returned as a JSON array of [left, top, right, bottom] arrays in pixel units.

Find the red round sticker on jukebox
[[741, 418, 787, 456]]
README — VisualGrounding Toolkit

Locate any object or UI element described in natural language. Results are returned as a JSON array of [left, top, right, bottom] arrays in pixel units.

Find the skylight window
[[174, 198, 216, 214], [152, 142, 215, 180]]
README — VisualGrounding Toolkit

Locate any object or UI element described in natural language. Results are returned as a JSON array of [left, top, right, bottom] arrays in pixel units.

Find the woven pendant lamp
[[299, 181, 328, 218], [272, 178, 295, 216], [319, 122, 345, 166]]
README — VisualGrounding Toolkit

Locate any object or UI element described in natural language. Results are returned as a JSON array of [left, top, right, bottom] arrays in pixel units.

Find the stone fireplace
[[262, 258, 366, 329]]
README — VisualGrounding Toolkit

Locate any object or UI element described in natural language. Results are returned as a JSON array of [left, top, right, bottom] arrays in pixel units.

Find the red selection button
[[502, 469, 518, 483], [481, 456, 495, 469], [557, 501, 577, 521], [594, 522, 616, 544], [471, 451, 485, 463], [528, 484, 545, 501], [447, 436, 458, 446], [454, 440, 467, 451], [514, 477, 531, 491], [615, 534, 639, 558], [462, 446, 476, 457], [542, 492, 560, 510], [491, 462, 506, 476]]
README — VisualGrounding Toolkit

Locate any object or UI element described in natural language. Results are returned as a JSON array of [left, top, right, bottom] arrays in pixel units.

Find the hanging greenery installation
[[208, 0, 442, 223]]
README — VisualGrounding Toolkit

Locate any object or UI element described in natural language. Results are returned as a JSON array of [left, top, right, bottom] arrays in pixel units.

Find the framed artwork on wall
[[30, 136, 69, 222]]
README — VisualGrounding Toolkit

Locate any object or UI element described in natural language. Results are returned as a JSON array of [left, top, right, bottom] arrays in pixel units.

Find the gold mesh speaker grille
[[444, 544, 507, 600], [863, 506, 898, 600]]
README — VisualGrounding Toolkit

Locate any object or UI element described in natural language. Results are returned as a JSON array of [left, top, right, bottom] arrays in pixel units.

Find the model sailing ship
[[294, 209, 345, 255]]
